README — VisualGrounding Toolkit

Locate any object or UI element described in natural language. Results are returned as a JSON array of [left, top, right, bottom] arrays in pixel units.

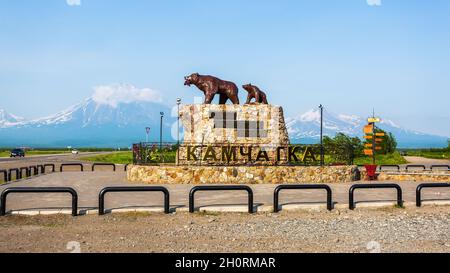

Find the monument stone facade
[[177, 104, 291, 165]]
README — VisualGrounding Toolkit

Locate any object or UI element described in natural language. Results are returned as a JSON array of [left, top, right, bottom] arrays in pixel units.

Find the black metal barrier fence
[[8, 168, 19, 181], [92, 163, 116, 172], [20, 167, 29, 178], [379, 165, 400, 171], [60, 163, 84, 172], [4, 164, 55, 182], [98, 186, 170, 215], [416, 183, 450, 207], [5, 163, 125, 182], [44, 164, 56, 173], [349, 183, 403, 210], [406, 165, 426, 171], [430, 165, 450, 171], [30, 166, 38, 176], [3, 182, 450, 216], [189, 185, 254, 214], [0, 170, 7, 182], [273, 184, 333, 212], [0, 187, 78, 216]]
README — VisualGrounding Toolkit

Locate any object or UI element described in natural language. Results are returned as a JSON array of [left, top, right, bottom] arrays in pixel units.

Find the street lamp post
[[176, 98, 181, 166], [145, 127, 150, 143], [176, 98, 181, 145], [159, 112, 164, 162], [319, 104, 324, 166], [159, 112, 164, 151]]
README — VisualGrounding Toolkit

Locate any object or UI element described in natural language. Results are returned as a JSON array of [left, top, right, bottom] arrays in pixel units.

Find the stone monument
[[178, 104, 290, 165], [180, 73, 293, 165], [127, 74, 355, 184]]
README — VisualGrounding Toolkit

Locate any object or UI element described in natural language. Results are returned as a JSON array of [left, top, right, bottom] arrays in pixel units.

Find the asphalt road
[[0, 152, 115, 170], [403, 156, 450, 167]]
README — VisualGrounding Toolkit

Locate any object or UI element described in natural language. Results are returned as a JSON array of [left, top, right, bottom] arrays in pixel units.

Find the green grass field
[[81, 151, 133, 164], [403, 149, 450, 159], [353, 151, 408, 165], [81, 150, 178, 164]]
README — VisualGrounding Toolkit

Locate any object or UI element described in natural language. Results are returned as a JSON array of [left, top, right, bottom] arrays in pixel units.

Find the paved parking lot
[[1, 171, 450, 214]]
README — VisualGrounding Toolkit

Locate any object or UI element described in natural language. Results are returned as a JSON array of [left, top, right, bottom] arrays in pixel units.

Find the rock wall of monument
[[127, 165, 354, 184], [179, 104, 290, 145]]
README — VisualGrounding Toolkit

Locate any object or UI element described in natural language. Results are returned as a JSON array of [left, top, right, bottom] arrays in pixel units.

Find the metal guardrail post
[[30, 166, 38, 176], [60, 163, 84, 172], [430, 165, 450, 171], [92, 163, 116, 172], [19, 167, 29, 178], [349, 183, 403, 210], [8, 168, 19, 181], [0, 170, 7, 183], [273, 184, 333, 212], [37, 165, 45, 174], [189, 185, 254, 214], [43, 164, 56, 173], [405, 165, 426, 171], [0, 187, 78, 216], [379, 165, 400, 172], [98, 186, 170, 215], [416, 183, 450, 207]]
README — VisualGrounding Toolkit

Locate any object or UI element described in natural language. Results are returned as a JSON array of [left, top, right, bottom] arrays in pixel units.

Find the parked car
[[10, 148, 25, 157], [71, 149, 79, 155]]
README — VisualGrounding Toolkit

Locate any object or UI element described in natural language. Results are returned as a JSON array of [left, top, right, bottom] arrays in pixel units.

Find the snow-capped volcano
[[9, 83, 167, 129], [16, 97, 169, 129], [287, 109, 448, 148], [0, 84, 175, 147], [0, 109, 25, 128], [286, 109, 364, 138]]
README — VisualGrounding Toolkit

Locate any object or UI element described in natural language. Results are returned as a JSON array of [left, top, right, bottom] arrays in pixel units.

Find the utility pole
[[319, 104, 324, 166], [145, 127, 150, 143], [159, 112, 164, 150], [159, 112, 164, 163], [176, 98, 181, 166], [176, 98, 181, 145], [371, 109, 376, 165]]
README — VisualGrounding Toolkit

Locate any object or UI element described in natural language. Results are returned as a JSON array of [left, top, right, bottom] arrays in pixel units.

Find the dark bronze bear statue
[[184, 73, 240, 105], [242, 83, 268, 105]]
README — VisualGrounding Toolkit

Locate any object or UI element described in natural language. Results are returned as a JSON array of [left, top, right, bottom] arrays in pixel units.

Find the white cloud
[[92, 83, 163, 107], [367, 0, 381, 6], [66, 0, 81, 6]]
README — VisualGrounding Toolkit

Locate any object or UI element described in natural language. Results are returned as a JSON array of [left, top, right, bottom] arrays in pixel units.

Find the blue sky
[[1, 0, 449, 136]]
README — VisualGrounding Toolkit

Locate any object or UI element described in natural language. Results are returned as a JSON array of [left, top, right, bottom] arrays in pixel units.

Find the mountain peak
[[298, 109, 321, 123], [0, 109, 25, 128], [287, 109, 448, 148]]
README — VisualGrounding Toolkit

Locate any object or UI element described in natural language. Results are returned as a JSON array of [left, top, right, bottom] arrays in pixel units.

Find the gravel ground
[[1, 206, 450, 253]]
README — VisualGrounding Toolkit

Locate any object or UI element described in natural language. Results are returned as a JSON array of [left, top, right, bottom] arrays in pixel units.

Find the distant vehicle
[[71, 149, 79, 155], [10, 148, 25, 157]]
